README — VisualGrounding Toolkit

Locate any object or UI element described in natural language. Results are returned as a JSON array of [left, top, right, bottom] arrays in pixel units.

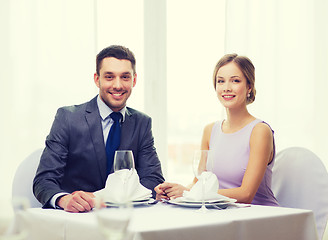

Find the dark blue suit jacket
[[33, 96, 165, 207]]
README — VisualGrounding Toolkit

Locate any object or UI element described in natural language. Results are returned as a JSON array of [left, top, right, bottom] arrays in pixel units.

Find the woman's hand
[[155, 182, 190, 200]]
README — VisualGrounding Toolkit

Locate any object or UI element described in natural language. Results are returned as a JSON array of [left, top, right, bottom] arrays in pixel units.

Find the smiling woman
[[156, 53, 279, 207], [216, 63, 250, 109], [214, 54, 255, 112]]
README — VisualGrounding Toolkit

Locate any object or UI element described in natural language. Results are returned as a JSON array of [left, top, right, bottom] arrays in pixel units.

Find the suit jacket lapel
[[85, 97, 107, 183]]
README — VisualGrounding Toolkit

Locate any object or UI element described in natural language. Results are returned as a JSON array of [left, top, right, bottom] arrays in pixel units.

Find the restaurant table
[[14, 203, 318, 240]]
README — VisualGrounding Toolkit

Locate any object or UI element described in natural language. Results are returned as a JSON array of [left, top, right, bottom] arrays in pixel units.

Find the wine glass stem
[[123, 180, 127, 205], [202, 177, 205, 208]]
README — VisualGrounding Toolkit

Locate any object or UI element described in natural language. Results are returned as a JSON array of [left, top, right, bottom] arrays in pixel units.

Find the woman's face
[[215, 62, 250, 109]]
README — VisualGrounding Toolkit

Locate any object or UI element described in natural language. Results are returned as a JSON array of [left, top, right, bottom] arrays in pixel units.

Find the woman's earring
[[247, 93, 251, 98]]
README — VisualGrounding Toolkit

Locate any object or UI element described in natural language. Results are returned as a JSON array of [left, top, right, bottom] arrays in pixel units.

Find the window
[[96, 0, 145, 111], [2, 0, 226, 200], [166, 0, 226, 184]]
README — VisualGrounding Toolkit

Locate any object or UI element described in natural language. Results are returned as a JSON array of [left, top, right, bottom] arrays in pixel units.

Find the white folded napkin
[[182, 172, 230, 202], [94, 169, 152, 203]]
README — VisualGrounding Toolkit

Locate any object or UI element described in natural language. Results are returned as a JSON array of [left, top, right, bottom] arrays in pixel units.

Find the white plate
[[133, 195, 152, 201], [105, 198, 151, 207], [168, 198, 236, 208], [181, 198, 235, 204], [173, 196, 236, 204]]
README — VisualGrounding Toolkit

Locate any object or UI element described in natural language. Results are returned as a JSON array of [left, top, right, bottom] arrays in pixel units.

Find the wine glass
[[96, 150, 134, 240], [113, 150, 135, 205], [95, 197, 132, 240], [0, 197, 29, 240], [192, 150, 213, 213]]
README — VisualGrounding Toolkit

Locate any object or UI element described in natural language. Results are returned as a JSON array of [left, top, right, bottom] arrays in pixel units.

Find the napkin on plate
[[94, 169, 152, 203], [182, 171, 231, 202]]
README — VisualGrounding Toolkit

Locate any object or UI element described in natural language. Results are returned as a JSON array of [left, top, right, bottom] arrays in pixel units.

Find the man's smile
[[109, 91, 126, 98]]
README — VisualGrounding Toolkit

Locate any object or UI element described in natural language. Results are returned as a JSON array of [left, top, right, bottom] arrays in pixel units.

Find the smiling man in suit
[[33, 45, 165, 212]]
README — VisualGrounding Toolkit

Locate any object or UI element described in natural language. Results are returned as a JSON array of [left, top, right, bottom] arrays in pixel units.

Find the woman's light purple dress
[[209, 119, 279, 206]]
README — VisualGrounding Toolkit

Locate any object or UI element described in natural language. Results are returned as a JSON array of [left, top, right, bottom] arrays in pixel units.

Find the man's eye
[[122, 75, 131, 80], [105, 76, 113, 79]]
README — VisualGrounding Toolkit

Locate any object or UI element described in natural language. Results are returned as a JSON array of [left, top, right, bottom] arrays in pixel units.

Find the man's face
[[94, 57, 136, 112]]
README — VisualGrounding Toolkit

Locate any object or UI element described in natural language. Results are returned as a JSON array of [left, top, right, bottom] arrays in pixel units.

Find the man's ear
[[133, 73, 137, 87], [94, 73, 100, 88]]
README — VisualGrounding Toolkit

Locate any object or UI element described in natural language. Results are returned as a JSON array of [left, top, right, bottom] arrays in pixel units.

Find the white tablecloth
[[14, 203, 318, 240]]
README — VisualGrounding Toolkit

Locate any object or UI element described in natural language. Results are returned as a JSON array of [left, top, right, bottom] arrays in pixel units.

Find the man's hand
[[57, 191, 95, 213], [155, 183, 170, 200], [155, 182, 189, 200]]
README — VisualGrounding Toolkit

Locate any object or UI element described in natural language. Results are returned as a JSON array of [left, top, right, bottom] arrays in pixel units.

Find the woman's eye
[[217, 79, 224, 84]]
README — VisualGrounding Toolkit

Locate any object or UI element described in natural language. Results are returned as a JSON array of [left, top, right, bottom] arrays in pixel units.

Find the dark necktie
[[106, 112, 122, 175]]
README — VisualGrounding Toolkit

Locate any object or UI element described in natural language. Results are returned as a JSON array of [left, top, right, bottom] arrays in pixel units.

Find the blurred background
[[1, 0, 327, 209]]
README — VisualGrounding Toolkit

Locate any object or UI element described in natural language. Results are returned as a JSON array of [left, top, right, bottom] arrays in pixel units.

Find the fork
[[211, 205, 223, 210]]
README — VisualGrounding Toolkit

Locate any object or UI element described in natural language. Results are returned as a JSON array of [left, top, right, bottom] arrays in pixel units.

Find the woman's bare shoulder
[[250, 122, 273, 146]]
